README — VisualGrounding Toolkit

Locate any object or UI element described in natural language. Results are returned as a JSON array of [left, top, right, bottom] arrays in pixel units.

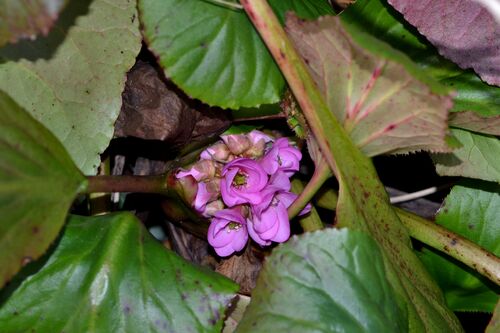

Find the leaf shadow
[[433, 153, 463, 167], [0, 0, 92, 62]]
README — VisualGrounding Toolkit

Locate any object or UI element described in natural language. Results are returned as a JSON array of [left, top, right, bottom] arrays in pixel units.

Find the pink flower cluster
[[176, 130, 310, 257]]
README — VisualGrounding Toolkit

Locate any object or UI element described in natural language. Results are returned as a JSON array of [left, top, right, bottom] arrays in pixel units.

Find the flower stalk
[[288, 161, 331, 220], [315, 187, 500, 286], [85, 175, 169, 195]]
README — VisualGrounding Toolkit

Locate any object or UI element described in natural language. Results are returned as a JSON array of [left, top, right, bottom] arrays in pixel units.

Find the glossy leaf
[[340, 0, 500, 125], [138, 0, 332, 109], [387, 0, 500, 86], [0, 213, 238, 332], [0, 90, 86, 288], [0, 0, 141, 174], [419, 182, 500, 312], [287, 15, 453, 156], [0, 0, 67, 46], [432, 128, 500, 183], [236, 229, 407, 332]]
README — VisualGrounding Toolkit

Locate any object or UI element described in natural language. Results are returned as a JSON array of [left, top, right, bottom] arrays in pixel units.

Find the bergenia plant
[[0, 0, 499, 332]]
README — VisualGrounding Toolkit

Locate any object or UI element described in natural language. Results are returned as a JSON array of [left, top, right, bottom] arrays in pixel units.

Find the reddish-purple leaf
[[449, 111, 500, 136], [286, 14, 453, 156], [388, 0, 500, 86]]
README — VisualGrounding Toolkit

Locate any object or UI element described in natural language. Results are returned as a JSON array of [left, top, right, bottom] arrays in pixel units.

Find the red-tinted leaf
[[0, 0, 67, 46], [388, 0, 500, 86]]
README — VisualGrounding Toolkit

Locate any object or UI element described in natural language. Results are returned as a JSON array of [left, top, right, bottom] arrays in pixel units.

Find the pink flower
[[248, 192, 311, 245], [207, 207, 248, 257], [252, 171, 291, 216], [260, 138, 301, 176], [220, 158, 269, 207]]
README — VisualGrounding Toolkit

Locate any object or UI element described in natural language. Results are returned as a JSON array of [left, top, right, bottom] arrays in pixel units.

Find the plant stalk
[[288, 162, 331, 219], [397, 209, 500, 286], [290, 179, 324, 231], [86, 175, 169, 194], [240, 0, 341, 178], [316, 188, 500, 286]]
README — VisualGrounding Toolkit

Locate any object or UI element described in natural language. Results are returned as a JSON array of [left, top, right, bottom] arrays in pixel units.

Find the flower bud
[[247, 130, 273, 146], [170, 172, 198, 206], [194, 177, 221, 212], [201, 142, 231, 161], [202, 200, 225, 217], [221, 134, 251, 155], [176, 159, 216, 182]]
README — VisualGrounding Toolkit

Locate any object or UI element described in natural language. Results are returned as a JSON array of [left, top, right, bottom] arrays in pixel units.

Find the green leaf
[[0, 90, 86, 288], [0, 213, 238, 332], [138, 0, 332, 109], [287, 15, 453, 156], [0, 0, 141, 174], [236, 229, 407, 332], [419, 182, 500, 312], [432, 128, 500, 183], [340, 0, 500, 125], [0, 0, 68, 46]]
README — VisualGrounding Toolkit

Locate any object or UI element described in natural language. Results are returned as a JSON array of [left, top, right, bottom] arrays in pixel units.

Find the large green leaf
[[237, 229, 407, 332], [432, 128, 500, 183], [339, 0, 500, 127], [138, 0, 332, 109], [287, 15, 452, 156], [419, 182, 500, 312], [0, 213, 238, 332], [0, 0, 141, 174], [0, 0, 67, 46], [0, 90, 86, 288]]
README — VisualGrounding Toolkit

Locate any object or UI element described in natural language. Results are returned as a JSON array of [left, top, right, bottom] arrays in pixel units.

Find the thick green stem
[[316, 188, 500, 286], [240, 0, 341, 177], [86, 175, 169, 194], [288, 162, 331, 219], [397, 209, 500, 286]]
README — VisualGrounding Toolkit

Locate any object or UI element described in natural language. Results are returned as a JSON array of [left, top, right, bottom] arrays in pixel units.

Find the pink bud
[[221, 134, 251, 155], [193, 177, 221, 213], [201, 142, 231, 161], [247, 130, 273, 145], [176, 159, 216, 182], [202, 200, 225, 217], [170, 173, 197, 206]]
